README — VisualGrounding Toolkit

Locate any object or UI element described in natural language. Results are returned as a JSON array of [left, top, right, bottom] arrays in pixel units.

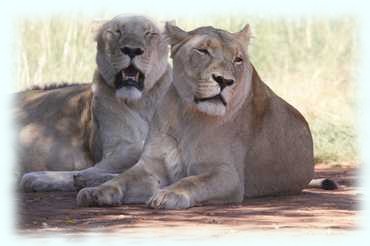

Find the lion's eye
[[234, 56, 243, 63], [194, 48, 210, 55], [145, 32, 158, 38]]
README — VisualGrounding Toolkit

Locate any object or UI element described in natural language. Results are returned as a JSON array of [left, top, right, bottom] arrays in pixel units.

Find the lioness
[[17, 15, 172, 192], [76, 22, 317, 209]]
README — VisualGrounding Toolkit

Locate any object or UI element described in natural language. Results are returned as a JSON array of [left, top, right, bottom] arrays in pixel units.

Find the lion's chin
[[195, 101, 226, 117], [115, 87, 143, 102]]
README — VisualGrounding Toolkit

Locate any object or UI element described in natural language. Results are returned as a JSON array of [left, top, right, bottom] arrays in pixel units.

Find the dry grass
[[15, 15, 358, 164]]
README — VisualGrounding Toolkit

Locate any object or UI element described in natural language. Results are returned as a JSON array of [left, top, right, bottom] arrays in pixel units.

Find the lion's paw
[[20, 172, 75, 192], [147, 189, 192, 209], [76, 185, 124, 207], [20, 173, 47, 192]]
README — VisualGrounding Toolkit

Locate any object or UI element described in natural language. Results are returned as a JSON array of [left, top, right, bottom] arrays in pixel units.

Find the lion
[[17, 15, 172, 192], [76, 22, 334, 209]]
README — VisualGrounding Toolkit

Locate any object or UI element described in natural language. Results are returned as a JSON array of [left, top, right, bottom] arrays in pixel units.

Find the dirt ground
[[17, 164, 361, 237]]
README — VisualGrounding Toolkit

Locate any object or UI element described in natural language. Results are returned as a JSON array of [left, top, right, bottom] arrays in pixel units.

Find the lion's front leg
[[147, 164, 243, 209], [73, 144, 144, 190], [77, 129, 178, 207], [73, 169, 118, 191], [20, 171, 79, 192], [20, 166, 117, 192], [76, 161, 163, 207]]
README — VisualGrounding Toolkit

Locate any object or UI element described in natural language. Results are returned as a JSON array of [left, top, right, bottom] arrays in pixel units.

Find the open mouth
[[194, 94, 227, 106], [114, 64, 145, 91]]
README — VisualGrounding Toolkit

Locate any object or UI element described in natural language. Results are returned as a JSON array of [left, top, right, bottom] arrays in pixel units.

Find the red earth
[[17, 164, 361, 237]]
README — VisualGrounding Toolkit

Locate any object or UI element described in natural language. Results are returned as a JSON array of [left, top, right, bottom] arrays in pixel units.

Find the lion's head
[[95, 15, 169, 102], [165, 22, 253, 117]]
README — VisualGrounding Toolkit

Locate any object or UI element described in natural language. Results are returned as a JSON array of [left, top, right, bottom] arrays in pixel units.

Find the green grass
[[16, 15, 358, 164]]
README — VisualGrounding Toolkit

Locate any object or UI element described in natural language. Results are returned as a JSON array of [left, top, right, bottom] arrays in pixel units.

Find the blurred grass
[[16, 15, 358, 164]]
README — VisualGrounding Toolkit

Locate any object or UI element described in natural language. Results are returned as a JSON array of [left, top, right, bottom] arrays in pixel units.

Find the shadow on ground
[[17, 165, 361, 235]]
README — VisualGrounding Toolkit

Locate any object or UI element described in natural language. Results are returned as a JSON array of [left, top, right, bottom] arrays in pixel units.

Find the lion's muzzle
[[193, 74, 234, 106], [194, 94, 227, 106]]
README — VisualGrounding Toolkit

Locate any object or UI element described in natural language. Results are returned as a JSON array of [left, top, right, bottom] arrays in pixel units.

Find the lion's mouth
[[114, 64, 145, 91], [194, 94, 227, 106]]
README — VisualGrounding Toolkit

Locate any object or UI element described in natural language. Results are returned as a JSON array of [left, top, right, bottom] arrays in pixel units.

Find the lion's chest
[[94, 97, 149, 154], [174, 122, 245, 174]]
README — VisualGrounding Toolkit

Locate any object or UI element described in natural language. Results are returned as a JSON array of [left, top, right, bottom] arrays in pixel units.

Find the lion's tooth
[[121, 71, 128, 80], [135, 72, 140, 81]]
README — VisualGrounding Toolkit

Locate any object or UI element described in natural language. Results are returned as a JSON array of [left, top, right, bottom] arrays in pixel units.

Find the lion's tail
[[307, 178, 338, 190]]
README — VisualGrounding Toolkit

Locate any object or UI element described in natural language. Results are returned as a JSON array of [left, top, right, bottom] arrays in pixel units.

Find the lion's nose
[[212, 74, 234, 90], [121, 46, 144, 59]]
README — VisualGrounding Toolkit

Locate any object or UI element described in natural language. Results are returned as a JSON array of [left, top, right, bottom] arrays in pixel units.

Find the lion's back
[[14, 83, 94, 173], [242, 74, 314, 198]]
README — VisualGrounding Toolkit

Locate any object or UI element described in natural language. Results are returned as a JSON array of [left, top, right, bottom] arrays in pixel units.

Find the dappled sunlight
[[17, 166, 360, 235]]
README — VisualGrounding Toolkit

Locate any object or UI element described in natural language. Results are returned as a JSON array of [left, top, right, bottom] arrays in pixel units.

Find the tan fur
[[17, 15, 172, 192], [15, 85, 94, 173], [77, 23, 314, 208]]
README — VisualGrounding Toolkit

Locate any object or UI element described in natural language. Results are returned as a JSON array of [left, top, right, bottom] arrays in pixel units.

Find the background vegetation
[[16, 15, 358, 164]]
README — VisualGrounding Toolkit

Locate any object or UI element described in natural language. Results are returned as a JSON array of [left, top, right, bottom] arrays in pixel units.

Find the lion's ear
[[235, 24, 252, 45], [164, 21, 189, 46], [90, 19, 107, 42]]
